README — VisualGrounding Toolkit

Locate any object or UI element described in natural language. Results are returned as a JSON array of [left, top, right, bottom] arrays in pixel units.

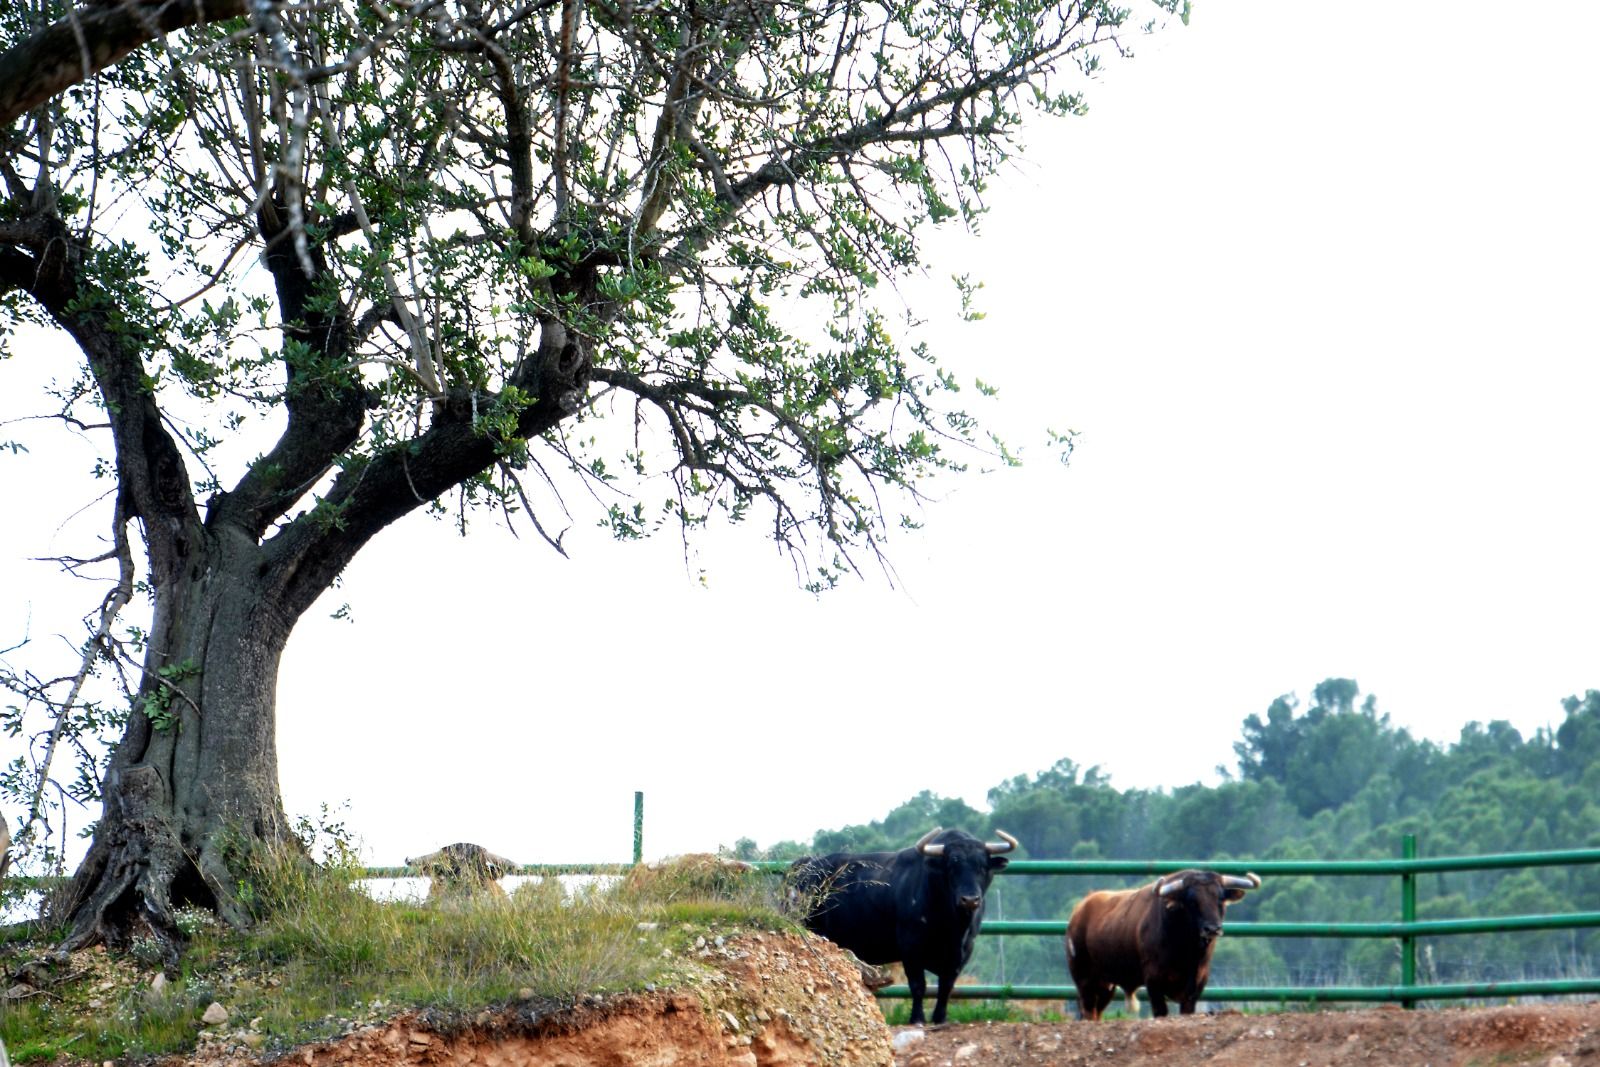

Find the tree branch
[[0, 0, 248, 129], [205, 198, 369, 540], [2, 208, 202, 583]]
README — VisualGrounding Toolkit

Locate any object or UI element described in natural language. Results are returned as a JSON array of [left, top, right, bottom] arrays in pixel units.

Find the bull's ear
[[988, 856, 1010, 872], [1223, 887, 1249, 903]]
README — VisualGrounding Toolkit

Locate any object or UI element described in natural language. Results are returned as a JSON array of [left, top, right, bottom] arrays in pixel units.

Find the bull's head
[[915, 827, 1019, 914], [1156, 869, 1261, 942]]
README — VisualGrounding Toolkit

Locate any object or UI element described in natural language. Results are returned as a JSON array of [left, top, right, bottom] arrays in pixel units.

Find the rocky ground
[[890, 1002, 1600, 1067], [182, 996, 1600, 1067]]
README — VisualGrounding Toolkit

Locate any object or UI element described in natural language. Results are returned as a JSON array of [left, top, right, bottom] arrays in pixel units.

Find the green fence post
[[633, 791, 644, 866], [1401, 833, 1417, 1009]]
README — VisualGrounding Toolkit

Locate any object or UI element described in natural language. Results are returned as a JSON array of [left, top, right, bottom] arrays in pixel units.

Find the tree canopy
[[0, 0, 1183, 952]]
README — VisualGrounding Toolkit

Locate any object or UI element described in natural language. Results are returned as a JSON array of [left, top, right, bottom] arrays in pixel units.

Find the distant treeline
[[735, 681, 1600, 989]]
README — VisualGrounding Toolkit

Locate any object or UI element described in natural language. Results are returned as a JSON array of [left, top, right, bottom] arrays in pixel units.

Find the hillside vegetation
[[736, 681, 1600, 991], [0, 847, 792, 1063]]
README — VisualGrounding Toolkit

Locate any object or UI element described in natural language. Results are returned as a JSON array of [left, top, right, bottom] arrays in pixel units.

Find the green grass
[[0, 961, 220, 1065], [877, 997, 1072, 1025], [0, 848, 792, 1064]]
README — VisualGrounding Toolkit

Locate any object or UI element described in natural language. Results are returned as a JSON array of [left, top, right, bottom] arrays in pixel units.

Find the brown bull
[[1065, 868, 1261, 1019]]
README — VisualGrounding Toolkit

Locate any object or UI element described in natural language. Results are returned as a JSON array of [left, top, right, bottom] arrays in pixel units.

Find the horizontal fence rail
[[363, 863, 636, 883], [981, 912, 1600, 939], [749, 848, 1600, 879], [996, 848, 1600, 876], [878, 978, 1600, 1004]]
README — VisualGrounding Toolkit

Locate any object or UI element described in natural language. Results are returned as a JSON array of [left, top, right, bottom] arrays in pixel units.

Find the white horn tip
[[986, 829, 1020, 854]]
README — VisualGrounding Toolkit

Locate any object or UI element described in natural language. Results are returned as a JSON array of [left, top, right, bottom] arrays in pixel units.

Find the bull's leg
[[1178, 978, 1203, 1015], [906, 968, 928, 1026], [1078, 983, 1113, 1021], [1147, 989, 1170, 1017], [931, 972, 956, 1025]]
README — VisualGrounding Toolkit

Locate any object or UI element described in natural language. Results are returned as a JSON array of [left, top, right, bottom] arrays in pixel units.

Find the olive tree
[[0, 0, 1180, 955]]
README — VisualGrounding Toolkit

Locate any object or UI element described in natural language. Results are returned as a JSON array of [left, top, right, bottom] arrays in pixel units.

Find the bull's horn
[[1158, 877, 1186, 897], [985, 830, 1020, 855], [1222, 872, 1262, 890], [916, 827, 946, 856]]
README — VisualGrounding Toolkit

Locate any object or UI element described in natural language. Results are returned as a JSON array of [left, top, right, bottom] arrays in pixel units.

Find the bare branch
[[12, 494, 135, 871]]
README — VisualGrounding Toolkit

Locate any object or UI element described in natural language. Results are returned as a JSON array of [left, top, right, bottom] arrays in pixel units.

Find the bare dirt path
[[891, 1002, 1600, 1067]]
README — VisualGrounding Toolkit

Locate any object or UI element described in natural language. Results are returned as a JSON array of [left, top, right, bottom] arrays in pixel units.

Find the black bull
[[787, 827, 1018, 1025]]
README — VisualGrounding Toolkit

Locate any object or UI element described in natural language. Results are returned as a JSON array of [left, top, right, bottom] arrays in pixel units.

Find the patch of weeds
[[615, 855, 789, 929], [0, 1001, 80, 1065], [127, 935, 167, 971], [653, 899, 786, 928], [228, 844, 792, 1034], [0, 949, 218, 1064], [173, 905, 221, 937]]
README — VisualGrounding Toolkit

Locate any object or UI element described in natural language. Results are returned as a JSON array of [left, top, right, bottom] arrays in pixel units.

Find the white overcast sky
[[4, 1, 1599, 868]]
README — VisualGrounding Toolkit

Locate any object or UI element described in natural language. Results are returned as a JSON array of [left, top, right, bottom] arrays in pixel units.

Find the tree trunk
[[55, 530, 297, 959]]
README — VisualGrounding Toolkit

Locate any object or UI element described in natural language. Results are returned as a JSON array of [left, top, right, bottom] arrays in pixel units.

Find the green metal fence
[[872, 836, 1600, 1009]]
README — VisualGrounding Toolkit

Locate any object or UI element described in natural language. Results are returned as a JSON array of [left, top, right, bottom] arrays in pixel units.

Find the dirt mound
[[891, 1002, 1600, 1067], [159, 931, 892, 1067]]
